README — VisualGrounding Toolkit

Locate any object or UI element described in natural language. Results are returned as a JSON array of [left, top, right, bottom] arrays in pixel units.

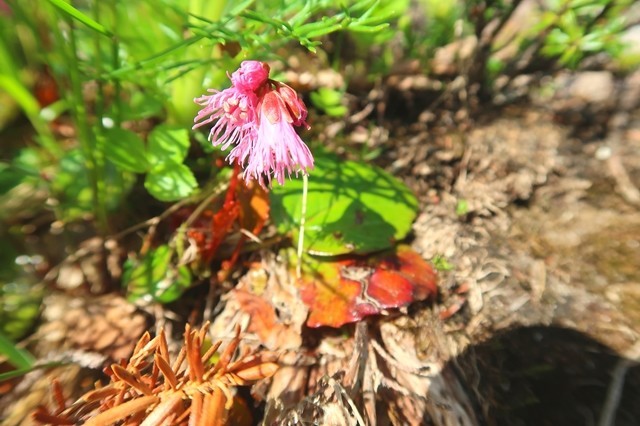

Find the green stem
[[92, 1, 108, 234], [0, 361, 68, 382], [110, 1, 121, 127], [65, 17, 108, 233], [296, 174, 308, 279]]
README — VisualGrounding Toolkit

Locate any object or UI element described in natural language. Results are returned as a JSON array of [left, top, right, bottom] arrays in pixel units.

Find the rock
[[567, 71, 615, 105], [620, 25, 640, 57]]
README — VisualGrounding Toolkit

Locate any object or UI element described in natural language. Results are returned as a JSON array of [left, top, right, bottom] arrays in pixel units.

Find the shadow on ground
[[447, 325, 640, 426]]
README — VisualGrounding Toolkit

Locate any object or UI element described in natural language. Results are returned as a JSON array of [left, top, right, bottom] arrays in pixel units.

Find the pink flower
[[230, 61, 270, 91], [193, 60, 313, 187], [193, 89, 258, 151]]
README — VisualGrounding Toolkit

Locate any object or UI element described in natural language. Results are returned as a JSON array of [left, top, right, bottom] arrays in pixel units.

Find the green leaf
[[309, 88, 348, 117], [103, 128, 149, 173], [270, 154, 418, 255], [13, 147, 42, 172], [0, 361, 65, 382], [324, 105, 349, 117], [147, 124, 191, 164], [0, 154, 35, 198], [0, 75, 62, 157], [144, 160, 197, 202], [456, 199, 469, 216], [46, 0, 112, 36], [1, 276, 43, 340], [432, 254, 454, 271], [123, 245, 192, 304], [0, 163, 26, 194], [51, 149, 135, 220], [119, 92, 164, 121], [0, 330, 34, 370]]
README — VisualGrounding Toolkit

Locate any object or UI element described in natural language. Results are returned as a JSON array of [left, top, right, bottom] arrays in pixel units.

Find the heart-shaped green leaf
[[123, 245, 192, 304], [119, 92, 164, 121], [270, 154, 418, 255], [103, 127, 149, 173], [144, 160, 197, 202], [147, 124, 190, 165], [51, 149, 135, 220]]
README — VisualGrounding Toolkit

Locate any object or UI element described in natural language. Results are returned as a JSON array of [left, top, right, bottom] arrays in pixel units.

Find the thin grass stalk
[[296, 174, 308, 278], [63, 15, 109, 234], [92, 1, 109, 235], [109, 1, 121, 127]]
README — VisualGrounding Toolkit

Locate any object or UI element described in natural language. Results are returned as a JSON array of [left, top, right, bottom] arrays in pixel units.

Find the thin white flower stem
[[296, 174, 309, 279]]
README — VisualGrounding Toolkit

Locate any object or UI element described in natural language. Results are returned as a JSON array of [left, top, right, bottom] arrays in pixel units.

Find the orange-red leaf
[[389, 245, 438, 300], [366, 270, 413, 308], [298, 245, 437, 328], [233, 290, 279, 343], [299, 259, 366, 328], [237, 181, 269, 236]]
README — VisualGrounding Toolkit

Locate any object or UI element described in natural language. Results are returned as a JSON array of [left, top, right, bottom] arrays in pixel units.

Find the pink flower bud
[[275, 83, 308, 127], [230, 61, 270, 92]]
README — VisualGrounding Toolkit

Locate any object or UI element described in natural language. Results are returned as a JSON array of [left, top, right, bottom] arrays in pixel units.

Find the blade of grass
[[46, 0, 112, 37], [0, 75, 62, 158], [0, 331, 35, 370], [0, 362, 67, 382]]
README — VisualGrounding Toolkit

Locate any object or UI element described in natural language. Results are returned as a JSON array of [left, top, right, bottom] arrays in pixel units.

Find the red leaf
[[169, 164, 271, 278], [378, 245, 438, 301], [299, 259, 366, 328], [217, 174, 270, 281], [34, 68, 59, 107], [237, 180, 269, 236], [205, 165, 241, 262], [298, 245, 438, 328], [366, 270, 414, 308]]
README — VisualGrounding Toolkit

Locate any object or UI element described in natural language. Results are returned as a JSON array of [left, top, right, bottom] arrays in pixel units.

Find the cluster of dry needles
[[32, 323, 278, 425]]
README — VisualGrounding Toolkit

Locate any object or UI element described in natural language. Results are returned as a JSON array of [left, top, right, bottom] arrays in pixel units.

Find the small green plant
[[456, 198, 469, 216], [432, 254, 454, 271], [310, 87, 348, 117], [538, 0, 631, 68], [474, 0, 637, 95]]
